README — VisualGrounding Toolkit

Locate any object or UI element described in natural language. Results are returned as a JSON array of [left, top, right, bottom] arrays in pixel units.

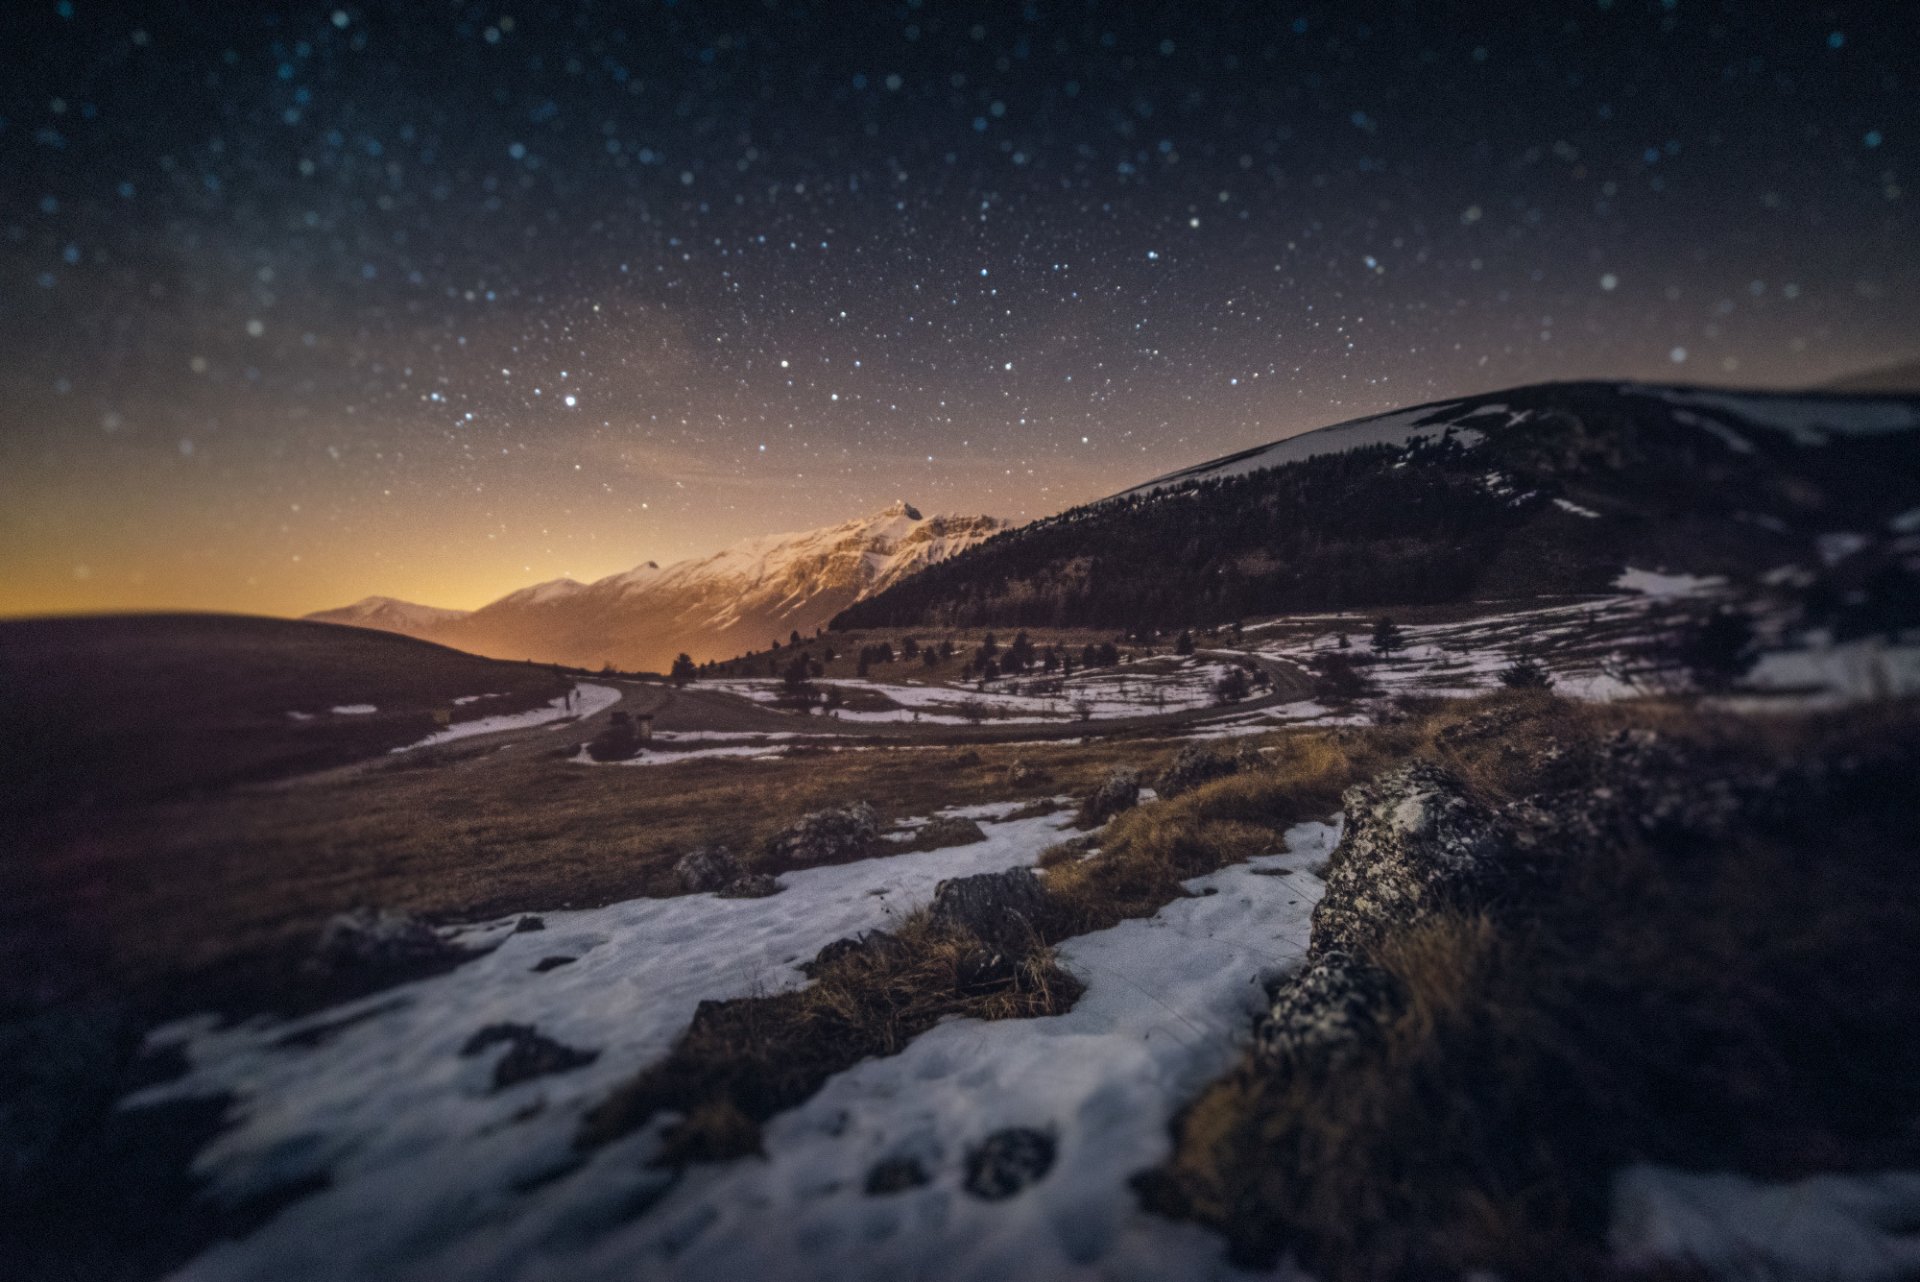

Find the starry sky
[[3, 1, 1915, 619]]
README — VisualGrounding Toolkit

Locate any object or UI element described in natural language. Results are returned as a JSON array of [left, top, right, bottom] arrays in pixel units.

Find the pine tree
[[669, 653, 697, 686], [1370, 617, 1405, 656], [1174, 630, 1195, 656]]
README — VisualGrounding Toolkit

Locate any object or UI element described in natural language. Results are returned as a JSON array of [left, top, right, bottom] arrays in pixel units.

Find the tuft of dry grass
[[578, 912, 1083, 1159]]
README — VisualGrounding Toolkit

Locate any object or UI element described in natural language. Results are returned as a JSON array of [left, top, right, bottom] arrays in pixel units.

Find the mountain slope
[[309, 502, 1006, 672], [832, 381, 1920, 633], [305, 596, 472, 633]]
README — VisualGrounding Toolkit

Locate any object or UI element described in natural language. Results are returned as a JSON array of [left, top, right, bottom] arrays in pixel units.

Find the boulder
[[715, 872, 781, 899], [1076, 767, 1141, 827], [307, 908, 464, 975], [914, 814, 989, 849], [764, 801, 880, 869], [963, 1127, 1056, 1200], [1255, 950, 1404, 1071], [1155, 742, 1255, 800], [1310, 762, 1506, 959], [928, 868, 1052, 952], [804, 930, 908, 976], [674, 846, 746, 894], [1006, 759, 1053, 787]]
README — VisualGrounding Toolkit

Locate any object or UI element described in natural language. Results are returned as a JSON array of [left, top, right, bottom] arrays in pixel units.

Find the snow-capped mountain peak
[[304, 502, 1004, 671]]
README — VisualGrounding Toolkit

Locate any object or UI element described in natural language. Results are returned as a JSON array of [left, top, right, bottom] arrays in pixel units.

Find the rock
[[1076, 767, 1141, 826], [514, 915, 545, 933], [764, 802, 880, 870], [1256, 950, 1404, 1071], [928, 868, 1052, 952], [532, 956, 575, 973], [865, 1155, 931, 1195], [914, 814, 988, 849], [1006, 759, 1053, 787], [674, 846, 747, 893], [460, 1023, 598, 1090], [715, 872, 782, 899], [1310, 762, 1507, 959], [306, 908, 463, 975], [952, 750, 983, 767], [1155, 742, 1255, 800], [963, 1127, 1056, 1200], [804, 930, 907, 976]]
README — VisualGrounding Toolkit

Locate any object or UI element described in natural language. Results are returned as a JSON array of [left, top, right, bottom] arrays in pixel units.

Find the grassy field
[[7, 719, 1192, 1017], [0, 613, 570, 815]]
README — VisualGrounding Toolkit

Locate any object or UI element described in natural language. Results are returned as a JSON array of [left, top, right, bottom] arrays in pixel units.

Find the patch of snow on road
[[555, 819, 1341, 1282], [393, 683, 621, 752], [331, 704, 378, 715], [131, 802, 1081, 1282], [1611, 1163, 1920, 1281]]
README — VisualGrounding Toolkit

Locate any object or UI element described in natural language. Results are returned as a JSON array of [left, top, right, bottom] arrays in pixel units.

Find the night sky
[[3, 2, 1914, 618]]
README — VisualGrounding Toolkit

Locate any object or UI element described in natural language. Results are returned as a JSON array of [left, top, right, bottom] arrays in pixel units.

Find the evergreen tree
[[1370, 617, 1405, 656], [669, 653, 697, 686], [1174, 630, 1195, 656]]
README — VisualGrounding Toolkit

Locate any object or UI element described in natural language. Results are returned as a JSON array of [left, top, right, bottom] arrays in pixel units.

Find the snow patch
[[1611, 1163, 1920, 1281], [1615, 567, 1725, 598], [132, 803, 1081, 1282], [1552, 498, 1601, 519]]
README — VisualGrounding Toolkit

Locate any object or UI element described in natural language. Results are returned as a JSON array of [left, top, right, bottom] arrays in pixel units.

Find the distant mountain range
[[834, 381, 1920, 633], [308, 502, 1006, 672]]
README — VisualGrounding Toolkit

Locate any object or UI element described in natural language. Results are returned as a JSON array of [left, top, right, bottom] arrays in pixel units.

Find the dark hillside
[[0, 613, 568, 814], [833, 382, 1920, 632]]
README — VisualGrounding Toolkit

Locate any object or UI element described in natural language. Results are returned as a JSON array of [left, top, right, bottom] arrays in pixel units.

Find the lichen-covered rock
[[460, 1023, 598, 1090], [1310, 762, 1506, 959], [1076, 767, 1141, 827], [763, 801, 880, 869], [306, 908, 463, 975], [1155, 742, 1255, 800], [1256, 950, 1404, 1071], [963, 1127, 1056, 1200], [714, 872, 782, 899], [674, 846, 747, 894], [928, 868, 1051, 952], [914, 814, 989, 849]]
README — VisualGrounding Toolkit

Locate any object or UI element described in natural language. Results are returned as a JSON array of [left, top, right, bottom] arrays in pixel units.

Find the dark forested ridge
[[832, 381, 1920, 632]]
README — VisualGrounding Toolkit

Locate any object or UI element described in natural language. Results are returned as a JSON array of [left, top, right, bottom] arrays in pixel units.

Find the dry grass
[[579, 912, 1082, 1160], [1141, 698, 1920, 1279], [5, 730, 1180, 1017]]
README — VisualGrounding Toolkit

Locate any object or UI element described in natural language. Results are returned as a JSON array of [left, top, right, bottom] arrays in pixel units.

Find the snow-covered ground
[[1611, 1163, 1920, 1280], [393, 683, 622, 752], [129, 802, 1082, 1281], [126, 803, 1346, 1281], [706, 656, 1243, 726], [597, 820, 1337, 1282]]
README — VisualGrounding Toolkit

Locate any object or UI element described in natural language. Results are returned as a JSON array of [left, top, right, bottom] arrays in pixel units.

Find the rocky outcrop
[[928, 868, 1052, 952], [1156, 742, 1256, 800], [1309, 762, 1507, 960], [1006, 759, 1053, 788], [1255, 950, 1404, 1071], [763, 802, 880, 869], [673, 846, 783, 899], [914, 814, 989, 849], [1076, 767, 1142, 827]]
